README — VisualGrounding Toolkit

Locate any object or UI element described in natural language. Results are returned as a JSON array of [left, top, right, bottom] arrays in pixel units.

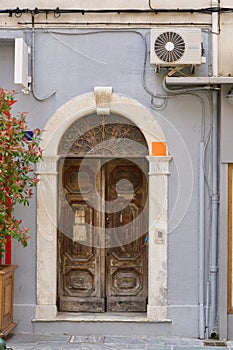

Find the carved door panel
[[105, 159, 148, 312], [58, 158, 105, 312], [58, 157, 148, 313]]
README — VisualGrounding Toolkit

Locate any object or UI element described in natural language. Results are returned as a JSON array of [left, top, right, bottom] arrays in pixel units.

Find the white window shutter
[[14, 38, 31, 90]]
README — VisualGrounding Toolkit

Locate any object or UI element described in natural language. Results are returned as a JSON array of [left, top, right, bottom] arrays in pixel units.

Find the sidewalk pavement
[[4, 333, 233, 350]]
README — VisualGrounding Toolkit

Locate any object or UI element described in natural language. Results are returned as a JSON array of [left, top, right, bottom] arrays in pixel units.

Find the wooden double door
[[58, 157, 148, 313]]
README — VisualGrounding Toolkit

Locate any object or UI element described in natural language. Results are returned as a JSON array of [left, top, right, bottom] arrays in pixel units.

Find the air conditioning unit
[[150, 28, 204, 67]]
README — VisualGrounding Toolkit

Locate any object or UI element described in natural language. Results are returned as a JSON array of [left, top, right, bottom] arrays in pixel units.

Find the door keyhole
[[106, 216, 110, 225]]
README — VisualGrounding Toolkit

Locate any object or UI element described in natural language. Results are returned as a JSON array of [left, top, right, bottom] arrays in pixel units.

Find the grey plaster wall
[[220, 88, 233, 339], [221, 85, 233, 163], [0, 28, 213, 337], [219, 163, 228, 340]]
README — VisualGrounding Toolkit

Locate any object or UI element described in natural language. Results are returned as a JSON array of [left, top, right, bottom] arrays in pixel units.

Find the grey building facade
[[0, 0, 233, 341]]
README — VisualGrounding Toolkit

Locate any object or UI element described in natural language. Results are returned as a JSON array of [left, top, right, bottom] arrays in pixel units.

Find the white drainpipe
[[199, 140, 205, 339], [208, 0, 219, 337], [212, 0, 219, 77]]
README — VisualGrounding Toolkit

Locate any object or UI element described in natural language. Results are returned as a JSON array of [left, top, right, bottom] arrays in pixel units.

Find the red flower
[[3, 110, 11, 117], [7, 100, 17, 106]]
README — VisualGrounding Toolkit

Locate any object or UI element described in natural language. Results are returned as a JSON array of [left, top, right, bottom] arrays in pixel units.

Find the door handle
[[106, 216, 110, 225]]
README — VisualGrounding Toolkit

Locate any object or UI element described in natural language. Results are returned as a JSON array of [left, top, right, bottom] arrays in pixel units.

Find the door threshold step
[[33, 312, 171, 323]]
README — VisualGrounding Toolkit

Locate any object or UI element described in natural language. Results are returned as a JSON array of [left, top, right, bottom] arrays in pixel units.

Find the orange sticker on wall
[[152, 142, 166, 156]]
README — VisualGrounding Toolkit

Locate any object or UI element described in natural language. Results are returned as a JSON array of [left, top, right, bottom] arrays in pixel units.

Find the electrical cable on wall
[[31, 14, 56, 101], [1, 6, 233, 16], [29, 25, 220, 109], [43, 29, 172, 110], [147, 2, 233, 14], [41, 29, 161, 104]]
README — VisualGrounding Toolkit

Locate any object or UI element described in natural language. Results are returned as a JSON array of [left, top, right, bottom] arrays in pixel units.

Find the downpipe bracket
[[209, 266, 218, 274], [211, 194, 219, 204]]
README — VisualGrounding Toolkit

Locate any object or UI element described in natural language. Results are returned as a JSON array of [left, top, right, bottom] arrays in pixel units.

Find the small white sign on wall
[[14, 38, 31, 92], [155, 228, 165, 244]]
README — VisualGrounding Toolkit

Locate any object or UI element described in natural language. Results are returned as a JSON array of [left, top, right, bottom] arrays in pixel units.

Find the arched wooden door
[[57, 115, 148, 313]]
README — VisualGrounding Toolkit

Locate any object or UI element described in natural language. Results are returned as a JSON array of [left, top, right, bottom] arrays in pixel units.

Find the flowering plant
[[0, 88, 42, 257]]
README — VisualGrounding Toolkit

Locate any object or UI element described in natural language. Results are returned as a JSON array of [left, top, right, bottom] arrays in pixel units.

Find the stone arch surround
[[35, 91, 171, 321]]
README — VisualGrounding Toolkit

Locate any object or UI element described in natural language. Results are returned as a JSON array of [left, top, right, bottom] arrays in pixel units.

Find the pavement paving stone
[[81, 345, 147, 350], [70, 336, 104, 343], [35, 348, 64, 350], [5, 339, 37, 348], [172, 347, 201, 350], [81, 344, 128, 350], [6, 342, 38, 349], [159, 337, 203, 346], [202, 348, 227, 350], [37, 347, 82, 350], [173, 347, 227, 350], [26, 344, 82, 350], [4, 333, 231, 350], [37, 341, 72, 346], [12, 348, 34, 350], [145, 338, 164, 346], [9, 334, 70, 342], [147, 347, 173, 350], [36, 343, 74, 349], [104, 336, 148, 345]]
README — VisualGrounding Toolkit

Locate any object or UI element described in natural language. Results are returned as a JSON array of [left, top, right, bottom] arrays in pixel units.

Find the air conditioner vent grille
[[154, 31, 186, 63]]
